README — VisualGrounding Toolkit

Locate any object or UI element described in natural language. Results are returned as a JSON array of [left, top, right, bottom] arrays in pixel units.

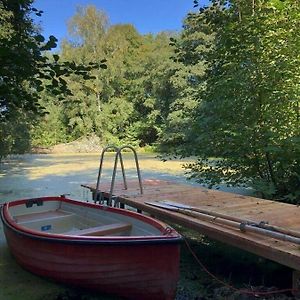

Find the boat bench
[[14, 210, 74, 224], [14, 210, 132, 236], [66, 223, 132, 236]]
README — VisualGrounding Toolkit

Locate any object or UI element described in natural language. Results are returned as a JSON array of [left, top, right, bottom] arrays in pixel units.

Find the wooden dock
[[82, 179, 300, 275]]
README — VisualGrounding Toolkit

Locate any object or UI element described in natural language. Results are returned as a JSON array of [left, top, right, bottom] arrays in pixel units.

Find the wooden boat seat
[[14, 210, 74, 224], [67, 223, 132, 236]]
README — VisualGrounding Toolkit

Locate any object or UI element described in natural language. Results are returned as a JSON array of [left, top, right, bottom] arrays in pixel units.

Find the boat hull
[[1, 198, 181, 300]]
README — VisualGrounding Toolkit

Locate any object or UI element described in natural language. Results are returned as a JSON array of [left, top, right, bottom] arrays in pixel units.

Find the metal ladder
[[93, 145, 143, 206]]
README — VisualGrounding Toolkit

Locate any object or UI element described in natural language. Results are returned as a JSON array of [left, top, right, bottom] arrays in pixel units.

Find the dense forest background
[[0, 0, 299, 202]]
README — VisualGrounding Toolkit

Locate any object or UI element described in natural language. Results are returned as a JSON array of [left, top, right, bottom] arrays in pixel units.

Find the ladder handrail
[[108, 145, 144, 206], [118, 145, 143, 195], [94, 146, 127, 202], [94, 145, 143, 206]]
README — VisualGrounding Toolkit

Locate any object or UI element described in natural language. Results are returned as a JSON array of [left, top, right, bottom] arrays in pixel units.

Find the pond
[[0, 153, 194, 204], [0, 153, 195, 300], [0, 153, 253, 300]]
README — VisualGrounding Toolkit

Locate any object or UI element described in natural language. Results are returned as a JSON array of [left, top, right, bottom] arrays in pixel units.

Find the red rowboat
[[1, 196, 182, 300]]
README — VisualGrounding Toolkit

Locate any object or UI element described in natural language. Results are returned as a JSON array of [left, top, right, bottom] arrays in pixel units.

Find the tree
[[159, 12, 212, 153], [177, 0, 300, 202], [0, 0, 51, 156], [0, 0, 103, 157], [54, 6, 176, 147], [124, 32, 177, 146], [58, 7, 132, 142]]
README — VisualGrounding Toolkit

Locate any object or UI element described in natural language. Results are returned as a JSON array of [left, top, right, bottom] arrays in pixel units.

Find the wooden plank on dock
[[81, 179, 300, 271]]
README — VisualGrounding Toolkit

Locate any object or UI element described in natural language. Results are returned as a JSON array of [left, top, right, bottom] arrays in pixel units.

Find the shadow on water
[[0, 153, 258, 300]]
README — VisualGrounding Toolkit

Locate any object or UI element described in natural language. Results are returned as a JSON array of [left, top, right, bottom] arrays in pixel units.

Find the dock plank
[[82, 179, 300, 271]]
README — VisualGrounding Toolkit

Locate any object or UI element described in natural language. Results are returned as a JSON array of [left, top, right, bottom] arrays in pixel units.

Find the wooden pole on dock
[[146, 201, 300, 245], [161, 200, 300, 239]]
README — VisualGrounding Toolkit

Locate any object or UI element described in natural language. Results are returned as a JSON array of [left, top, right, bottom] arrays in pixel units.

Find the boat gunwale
[[1, 196, 182, 245]]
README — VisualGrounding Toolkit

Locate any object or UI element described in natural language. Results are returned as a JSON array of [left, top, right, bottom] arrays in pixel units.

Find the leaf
[[36, 85, 44, 92], [51, 89, 61, 95], [49, 35, 58, 42], [53, 54, 59, 62], [52, 78, 59, 87], [59, 77, 67, 86], [34, 34, 45, 43]]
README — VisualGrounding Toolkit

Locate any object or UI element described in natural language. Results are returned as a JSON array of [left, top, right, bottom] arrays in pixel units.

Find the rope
[[184, 237, 299, 296]]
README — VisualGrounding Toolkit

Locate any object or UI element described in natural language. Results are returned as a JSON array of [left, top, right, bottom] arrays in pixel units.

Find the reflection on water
[[0, 153, 191, 204]]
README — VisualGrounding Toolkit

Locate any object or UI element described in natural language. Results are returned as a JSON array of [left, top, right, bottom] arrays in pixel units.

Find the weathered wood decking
[[82, 179, 300, 272]]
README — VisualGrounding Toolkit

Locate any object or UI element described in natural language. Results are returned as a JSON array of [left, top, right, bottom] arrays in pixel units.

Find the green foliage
[[169, 0, 300, 202], [159, 11, 212, 154], [37, 6, 177, 148], [30, 92, 69, 147], [0, 0, 41, 118], [4, 1, 298, 204], [0, 111, 31, 159], [0, 1, 105, 157], [0, 0, 43, 157]]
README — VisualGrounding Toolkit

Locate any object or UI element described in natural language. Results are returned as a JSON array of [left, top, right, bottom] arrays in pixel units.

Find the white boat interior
[[8, 200, 163, 237]]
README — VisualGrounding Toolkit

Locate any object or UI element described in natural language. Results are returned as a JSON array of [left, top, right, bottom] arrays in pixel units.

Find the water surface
[[0, 153, 191, 204]]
